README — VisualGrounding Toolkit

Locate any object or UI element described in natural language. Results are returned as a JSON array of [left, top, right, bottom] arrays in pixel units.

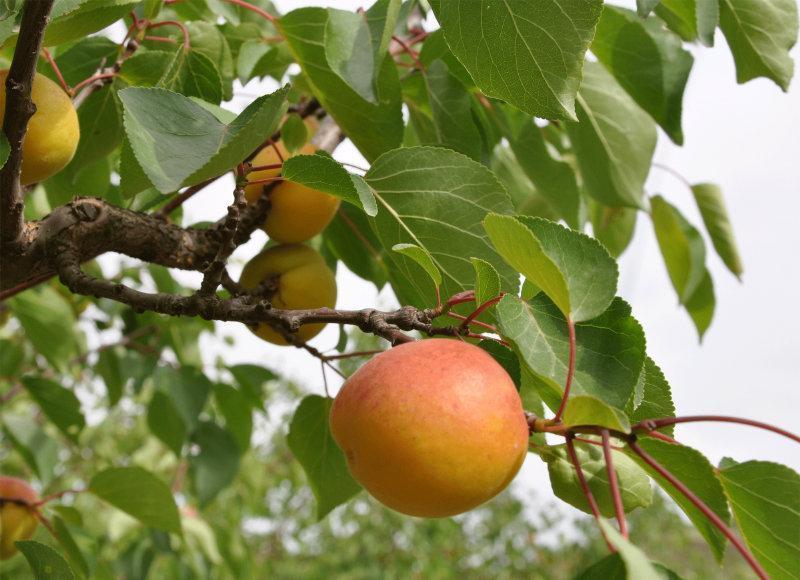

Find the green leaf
[[2, 415, 59, 485], [21, 377, 85, 443], [95, 348, 124, 406], [567, 62, 657, 210], [17, 541, 75, 580], [70, 85, 122, 168], [497, 294, 645, 411], [119, 86, 288, 193], [627, 439, 730, 561], [590, 203, 637, 259], [190, 421, 241, 506], [147, 390, 186, 456], [228, 363, 277, 409], [592, 6, 694, 145], [158, 48, 224, 105], [214, 385, 253, 451], [184, 20, 235, 100], [543, 441, 652, 518], [637, 0, 661, 17], [153, 366, 212, 432], [40, 37, 118, 87], [685, 269, 716, 340], [53, 516, 90, 578], [281, 113, 308, 153], [598, 520, 663, 580], [236, 41, 293, 83], [392, 243, 442, 288], [89, 467, 181, 534], [9, 285, 79, 371], [43, 0, 139, 47], [287, 395, 362, 519], [0, 338, 23, 376], [691, 183, 743, 278], [718, 460, 800, 579], [281, 153, 376, 214], [365, 147, 517, 307], [322, 204, 388, 289], [719, 0, 798, 91], [490, 146, 559, 221], [650, 195, 707, 304], [118, 50, 173, 87], [279, 8, 403, 162], [506, 122, 582, 228], [470, 258, 501, 307], [325, 8, 377, 103], [562, 395, 631, 433], [424, 59, 482, 160], [366, 0, 401, 63], [628, 357, 676, 436], [433, 0, 603, 120], [484, 214, 618, 322]]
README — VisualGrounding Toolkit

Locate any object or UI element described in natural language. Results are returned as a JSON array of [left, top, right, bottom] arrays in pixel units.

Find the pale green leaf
[[567, 62, 656, 210], [214, 385, 253, 451], [691, 183, 743, 278], [326, 8, 377, 103], [21, 377, 85, 443], [365, 0, 401, 63], [89, 467, 181, 534], [287, 395, 362, 519], [53, 516, 89, 578], [281, 113, 308, 153], [685, 269, 716, 340], [433, 0, 603, 120], [562, 395, 631, 433], [43, 0, 139, 47], [470, 258, 501, 307], [598, 520, 663, 580], [392, 244, 442, 288], [590, 203, 637, 259]]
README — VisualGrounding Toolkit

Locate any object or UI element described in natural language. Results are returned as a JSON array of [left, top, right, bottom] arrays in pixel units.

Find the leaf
[[392, 244, 442, 288], [147, 390, 186, 456], [598, 520, 663, 580], [718, 460, 800, 579], [9, 285, 79, 371], [281, 153, 376, 214], [628, 357, 676, 436], [567, 62, 657, 210], [228, 364, 277, 409], [490, 146, 559, 221], [544, 441, 652, 518], [637, 0, 661, 17], [325, 8, 377, 103], [365, 0, 401, 63], [152, 366, 212, 432], [118, 50, 174, 87], [21, 377, 85, 443], [95, 348, 124, 406], [470, 258, 501, 307], [590, 203, 637, 259], [2, 415, 59, 485], [719, 0, 798, 91], [70, 85, 122, 168], [691, 183, 743, 278], [119, 86, 288, 193], [506, 122, 582, 228], [279, 8, 403, 162], [214, 385, 253, 451], [627, 439, 730, 561], [365, 147, 517, 308], [650, 195, 707, 304], [0, 338, 23, 376], [497, 294, 646, 411], [562, 395, 631, 433], [484, 214, 618, 322], [433, 0, 603, 120], [424, 59, 482, 160], [685, 269, 716, 340], [190, 421, 241, 506], [592, 6, 694, 145], [287, 395, 362, 519], [159, 49, 224, 104], [281, 113, 308, 153], [43, 0, 139, 47], [53, 517, 90, 578], [322, 204, 388, 289], [17, 541, 75, 580], [89, 467, 181, 534], [41, 37, 118, 87]]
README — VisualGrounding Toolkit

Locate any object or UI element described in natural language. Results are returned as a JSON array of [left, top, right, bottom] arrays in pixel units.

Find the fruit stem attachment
[[628, 439, 768, 579], [553, 316, 576, 422], [601, 429, 628, 538], [565, 435, 615, 553], [634, 415, 800, 445]]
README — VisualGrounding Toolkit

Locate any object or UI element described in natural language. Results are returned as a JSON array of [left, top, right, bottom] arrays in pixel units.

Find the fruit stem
[[565, 435, 615, 553], [634, 415, 800, 445], [40, 48, 71, 94], [601, 429, 628, 538], [553, 316, 576, 422], [628, 439, 768, 580]]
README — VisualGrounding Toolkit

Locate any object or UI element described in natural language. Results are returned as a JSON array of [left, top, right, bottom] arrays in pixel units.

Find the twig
[[554, 317, 576, 422], [634, 415, 800, 445], [32, 488, 85, 508], [565, 436, 615, 553], [601, 430, 628, 538], [628, 439, 768, 579], [322, 349, 385, 361], [0, 0, 56, 248], [40, 48, 70, 94], [71, 72, 117, 95], [147, 20, 190, 51], [197, 184, 247, 295], [445, 312, 498, 333], [459, 294, 504, 330], [224, 0, 276, 22]]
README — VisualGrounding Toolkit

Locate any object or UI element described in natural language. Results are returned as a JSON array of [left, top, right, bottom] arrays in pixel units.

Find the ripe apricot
[[0, 70, 80, 185], [330, 339, 529, 517], [244, 142, 340, 244], [239, 244, 336, 345], [0, 476, 39, 559]]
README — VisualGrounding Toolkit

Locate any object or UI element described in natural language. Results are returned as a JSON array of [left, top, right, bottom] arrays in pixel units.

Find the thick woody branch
[[0, 0, 56, 247]]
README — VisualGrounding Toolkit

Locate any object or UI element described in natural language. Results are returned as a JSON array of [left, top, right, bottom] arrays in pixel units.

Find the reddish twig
[[445, 312, 498, 333], [147, 20, 191, 51], [246, 176, 283, 187], [445, 290, 475, 308], [143, 35, 178, 44], [247, 162, 283, 173], [32, 488, 85, 508], [391, 35, 424, 71], [628, 439, 768, 579], [459, 294, 504, 330], [225, 0, 276, 22], [40, 48, 70, 94], [323, 349, 385, 361], [634, 415, 800, 445], [566, 436, 615, 553], [554, 317, 576, 422], [646, 430, 680, 445], [71, 73, 117, 95], [601, 430, 628, 538]]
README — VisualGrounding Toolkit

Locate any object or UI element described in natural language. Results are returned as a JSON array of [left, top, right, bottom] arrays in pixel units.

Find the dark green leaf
[[21, 377, 85, 443], [190, 421, 241, 506], [43, 0, 139, 47], [118, 50, 173, 87], [152, 366, 212, 432], [0, 130, 8, 169], [89, 467, 181, 534], [147, 390, 186, 456], [53, 517, 89, 578], [281, 113, 307, 153], [17, 541, 75, 579], [214, 385, 252, 451], [424, 59, 482, 160], [228, 364, 276, 409], [691, 183, 743, 278], [281, 153, 376, 214], [322, 204, 388, 290], [95, 347, 124, 406]]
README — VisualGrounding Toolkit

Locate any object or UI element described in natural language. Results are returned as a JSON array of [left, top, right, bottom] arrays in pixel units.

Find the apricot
[[0, 70, 80, 185], [244, 142, 341, 244], [330, 339, 529, 517], [239, 244, 336, 345], [0, 476, 39, 559]]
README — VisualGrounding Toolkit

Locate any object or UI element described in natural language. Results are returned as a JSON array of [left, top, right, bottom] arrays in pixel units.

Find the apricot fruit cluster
[[0, 71, 80, 185], [331, 339, 529, 517], [0, 476, 39, 560]]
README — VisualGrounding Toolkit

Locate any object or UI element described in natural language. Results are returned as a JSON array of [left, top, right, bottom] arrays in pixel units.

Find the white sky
[[165, 0, 800, 519]]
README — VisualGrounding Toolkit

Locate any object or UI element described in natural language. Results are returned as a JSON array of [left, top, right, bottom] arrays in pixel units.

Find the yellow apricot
[[0, 476, 39, 560], [244, 142, 341, 244], [330, 339, 529, 518], [239, 244, 337, 345], [0, 70, 80, 185]]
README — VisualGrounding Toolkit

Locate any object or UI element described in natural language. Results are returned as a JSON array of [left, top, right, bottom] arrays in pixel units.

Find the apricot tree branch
[[0, 0, 55, 248]]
